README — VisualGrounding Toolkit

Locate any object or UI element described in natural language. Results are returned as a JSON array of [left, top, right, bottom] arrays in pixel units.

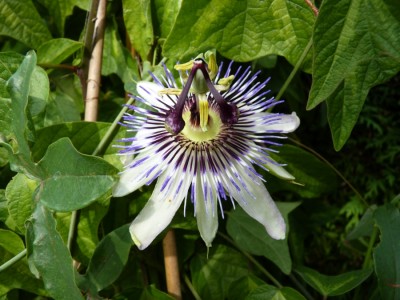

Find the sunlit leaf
[[0, 0, 52, 48], [123, 0, 154, 60], [163, 0, 314, 70], [26, 203, 83, 299], [37, 38, 83, 65], [2, 51, 41, 178], [153, 0, 181, 39], [373, 204, 400, 300], [295, 266, 372, 296], [0, 52, 24, 99], [31, 121, 124, 161], [102, 19, 140, 83], [308, 0, 400, 150], [227, 202, 300, 274], [36, 0, 90, 35]]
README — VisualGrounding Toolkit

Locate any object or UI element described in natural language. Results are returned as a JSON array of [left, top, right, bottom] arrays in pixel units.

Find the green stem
[[0, 249, 27, 272], [289, 273, 315, 300], [67, 211, 79, 251], [275, 38, 313, 101], [218, 232, 282, 288], [92, 96, 135, 156], [184, 274, 202, 300]]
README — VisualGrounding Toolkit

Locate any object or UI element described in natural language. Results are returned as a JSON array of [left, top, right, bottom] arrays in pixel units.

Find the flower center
[[164, 51, 239, 135], [181, 103, 222, 142]]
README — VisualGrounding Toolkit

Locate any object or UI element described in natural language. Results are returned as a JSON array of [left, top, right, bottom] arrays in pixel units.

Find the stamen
[[198, 93, 209, 131]]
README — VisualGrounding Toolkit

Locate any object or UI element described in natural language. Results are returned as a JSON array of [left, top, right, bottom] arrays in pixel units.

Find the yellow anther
[[218, 75, 235, 87], [159, 88, 182, 95], [198, 94, 209, 132], [174, 60, 194, 72], [205, 50, 218, 80]]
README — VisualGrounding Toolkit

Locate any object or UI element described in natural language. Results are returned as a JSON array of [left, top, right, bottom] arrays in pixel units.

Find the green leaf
[[268, 145, 338, 198], [163, 0, 314, 70], [0, 0, 52, 48], [346, 206, 376, 240], [3, 51, 41, 178], [31, 121, 123, 161], [153, 0, 182, 39], [0, 190, 8, 222], [0, 52, 24, 99], [123, 0, 154, 60], [295, 266, 372, 296], [102, 19, 140, 83], [140, 285, 175, 300], [0, 53, 24, 145], [36, 0, 90, 35], [308, 0, 400, 150], [26, 203, 83, 299], [37, 137, 118, 211], [0, 53, 48, 139], [76, 196, 110, 264], [37, 38, 83, 65], [373, 204, 400, 300], [246, 285, 306, 300], [0, 229, 47, 297], [5, 173, 37, 234], [227, 202, 299, 274], [28, 66, 49, 117], [82, 224, 132, 294], [39, 75, 83, 127], [227, 275, 265, 299], [190, 244, 249, 300]]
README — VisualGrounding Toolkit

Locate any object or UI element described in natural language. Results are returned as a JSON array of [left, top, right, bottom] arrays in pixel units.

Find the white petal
[[113, 150, 163, 197], [264, 112, 300, 133], [228, 162, 286, 240], [195, 173, 218, 247], [265, 158, 295, 181], [137, 81, 175, 108], [129, 168, 192, 250]]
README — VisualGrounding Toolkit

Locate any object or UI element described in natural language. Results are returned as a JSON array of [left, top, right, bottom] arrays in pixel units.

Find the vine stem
[[184, 274, 202, 300], [0, 249, 27, 272], [275, 37, 313, 102], [163, 230, 182, 299], [68, 0, 107, 252]]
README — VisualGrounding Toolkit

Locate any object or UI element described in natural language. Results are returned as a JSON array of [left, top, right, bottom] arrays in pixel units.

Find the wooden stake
[[163, 230, 182, 300]]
